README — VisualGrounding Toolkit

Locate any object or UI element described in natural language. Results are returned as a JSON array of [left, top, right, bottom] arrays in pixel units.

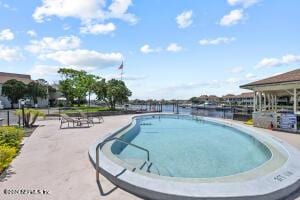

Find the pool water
[[111, 115, 272, 178]]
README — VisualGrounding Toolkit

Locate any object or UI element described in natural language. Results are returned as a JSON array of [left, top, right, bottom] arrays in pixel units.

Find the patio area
[[0, 115, 140, 200], [0, 114, 300, 200]]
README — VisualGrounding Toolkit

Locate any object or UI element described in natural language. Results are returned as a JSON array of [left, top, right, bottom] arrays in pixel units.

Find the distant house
[[222, 93, 254, 106], [222, 94, 235, 103], [198, 95, 220, 103], [0, 72, 48, 108]]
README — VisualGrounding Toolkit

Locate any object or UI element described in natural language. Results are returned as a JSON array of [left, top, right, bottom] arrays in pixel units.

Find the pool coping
[[89, 113, 300, 200]]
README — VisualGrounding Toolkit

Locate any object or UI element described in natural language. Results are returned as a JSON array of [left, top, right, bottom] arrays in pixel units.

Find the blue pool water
[[111, 115, 272, 178]]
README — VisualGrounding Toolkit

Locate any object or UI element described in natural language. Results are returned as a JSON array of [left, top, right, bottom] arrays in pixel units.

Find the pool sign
[[277, 113, 297, 130]]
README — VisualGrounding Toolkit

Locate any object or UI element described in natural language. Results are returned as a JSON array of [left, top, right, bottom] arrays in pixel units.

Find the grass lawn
[[61, 106, 112, 114]]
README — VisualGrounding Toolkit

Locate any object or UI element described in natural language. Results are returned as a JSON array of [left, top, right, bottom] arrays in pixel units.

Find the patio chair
[[78, 112, 95, 125], [79, 111, 104, 124], [94, 112, 104, 123], [60, 114, 91, 129]]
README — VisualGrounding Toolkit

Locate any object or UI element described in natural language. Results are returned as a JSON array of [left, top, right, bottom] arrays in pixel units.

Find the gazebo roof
[[240, 68, 300, 89]]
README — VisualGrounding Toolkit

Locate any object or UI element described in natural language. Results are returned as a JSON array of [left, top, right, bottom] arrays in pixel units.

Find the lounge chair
[[78, 112, 95, 125], [95, 112, 104, 123], [60, 114, 91, 129], [79, 111, 104, 124]]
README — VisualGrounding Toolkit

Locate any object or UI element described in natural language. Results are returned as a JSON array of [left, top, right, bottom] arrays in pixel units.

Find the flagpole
[[121, 61, 124, 81], [121, 67, 123, 81]]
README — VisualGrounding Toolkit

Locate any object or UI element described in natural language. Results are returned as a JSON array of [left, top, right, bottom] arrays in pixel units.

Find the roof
[[235, 92, 254, 98], [222, 94, 235, 98], [240, 68, 300, 88], [198, 95, 219, 99], [222, 93, 253, 99], [0, 72, 31, 84]]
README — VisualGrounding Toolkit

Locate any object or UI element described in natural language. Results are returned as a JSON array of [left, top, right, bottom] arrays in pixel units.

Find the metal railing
[[95, 137, 150, 181]]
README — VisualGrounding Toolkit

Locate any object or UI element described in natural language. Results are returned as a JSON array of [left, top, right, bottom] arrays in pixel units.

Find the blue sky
[[0, 0, 300, 100]]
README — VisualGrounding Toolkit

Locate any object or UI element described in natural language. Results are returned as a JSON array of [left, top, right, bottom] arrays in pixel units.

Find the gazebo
[[240, 68, 300, 132]]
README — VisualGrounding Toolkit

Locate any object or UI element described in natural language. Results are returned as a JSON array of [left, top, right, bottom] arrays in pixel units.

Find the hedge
[[0, 126, 24, 173]]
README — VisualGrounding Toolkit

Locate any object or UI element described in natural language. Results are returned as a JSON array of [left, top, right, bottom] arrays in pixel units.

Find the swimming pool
[[89, 114, 300, 200], [111, 115, 271, 178]]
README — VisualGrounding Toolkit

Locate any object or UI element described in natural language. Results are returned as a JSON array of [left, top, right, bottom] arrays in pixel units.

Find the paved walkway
[[0, 115, 140, 200], [0, 115, 300, 200]]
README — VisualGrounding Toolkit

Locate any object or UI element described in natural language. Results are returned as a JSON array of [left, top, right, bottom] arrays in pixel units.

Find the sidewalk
[[0, 115, 140, 200]]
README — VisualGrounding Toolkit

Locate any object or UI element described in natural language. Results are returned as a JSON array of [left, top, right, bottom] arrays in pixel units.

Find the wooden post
[[7, 110, 10, 126], [294, 88, 297, 114], [263, 92, 267, 111], [253, 91, 256, 112], [268, 93, 271, 111], [259, 92, 262, 111], [275, 95, 277, 112]]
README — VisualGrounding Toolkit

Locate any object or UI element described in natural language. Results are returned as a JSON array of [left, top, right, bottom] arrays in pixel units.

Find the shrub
[[0, 126, 24, 149], [245, 119, 253, 125], [15, 109, 45, 127], [0, 145, 16, 172]]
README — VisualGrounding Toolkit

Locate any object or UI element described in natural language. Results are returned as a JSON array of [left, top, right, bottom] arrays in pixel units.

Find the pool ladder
[[95, 137, 150, 181]]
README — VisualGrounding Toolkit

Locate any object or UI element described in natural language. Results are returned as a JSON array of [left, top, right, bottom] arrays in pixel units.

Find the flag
[[118, 61, 123, 70]]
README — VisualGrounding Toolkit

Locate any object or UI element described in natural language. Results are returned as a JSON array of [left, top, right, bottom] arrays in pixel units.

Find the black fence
[[191, 107, 253, 121], [0, 110, 22, 126], [0, 105, 253, 127], [128, 104, 253, 121], [0, 108, 60, 127]]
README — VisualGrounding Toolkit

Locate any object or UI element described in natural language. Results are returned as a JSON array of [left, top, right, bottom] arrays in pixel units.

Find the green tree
[[190, 97, 200, 104], [2, 79, 27, 109], [93, 79, 107, 104], [79, 73, 98, 106], [58, 79, 75, 105], [27, 81, 48, 105], [58, 68, 85, 106], [58, 68, 99, 106], [94, 79, 132, 110]]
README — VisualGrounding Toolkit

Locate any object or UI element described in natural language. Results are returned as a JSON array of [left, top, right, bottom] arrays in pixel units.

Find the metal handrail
[[95, 137, 150, 181]]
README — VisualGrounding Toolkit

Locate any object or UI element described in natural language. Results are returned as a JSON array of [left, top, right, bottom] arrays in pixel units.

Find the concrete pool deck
[[0, 114, 300, 200]]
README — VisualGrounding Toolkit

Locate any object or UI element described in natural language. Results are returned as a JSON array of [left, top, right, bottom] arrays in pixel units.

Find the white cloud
[[0, 45, 23, 62], [26, 35, 81, 54], [255, 54, 300, 69], [219, 9, 244, 26], [166, 43, 183, 52], [29, 65, 95, 76], [231, 66, 244, 74], [80, 22, 116, 35], [40, 49, 123, 68], [32, 0, 137, 28], [108, 0, 137, 24], [140, 44, 160, 54], [0, 29, 14, 41], [199, 37, 235, 45], [176, 10, 193, 29], [0, 1, 16, 11], [227, 0, 259, 8], [27, 30, 37, 37], [32, 0, 105, 23]]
